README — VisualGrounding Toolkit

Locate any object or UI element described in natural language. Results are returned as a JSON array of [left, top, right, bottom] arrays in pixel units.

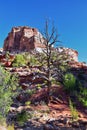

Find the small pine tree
[[0, 65, 19, 119]]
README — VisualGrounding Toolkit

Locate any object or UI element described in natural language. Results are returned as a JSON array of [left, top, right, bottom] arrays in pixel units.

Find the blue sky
[[0, 0, 87, 62]]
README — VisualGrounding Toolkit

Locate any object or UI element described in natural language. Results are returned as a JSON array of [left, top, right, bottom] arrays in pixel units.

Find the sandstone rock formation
[[57, 47, 78, 61], [3, 26, 45, 52], [3, 26, 78, 62], [3, 26, 78, 63]]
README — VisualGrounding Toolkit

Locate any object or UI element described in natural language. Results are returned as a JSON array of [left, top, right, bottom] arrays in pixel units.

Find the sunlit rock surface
[[3, 26, 45, 52]]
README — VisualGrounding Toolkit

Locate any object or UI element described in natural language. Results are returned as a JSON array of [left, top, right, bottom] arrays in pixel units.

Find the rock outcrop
[[3, 26, 78, 62], [3, 26, 45, 52], [57, 47, 78, 62]]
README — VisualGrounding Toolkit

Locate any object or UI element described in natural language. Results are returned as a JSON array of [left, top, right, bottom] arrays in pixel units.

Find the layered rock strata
[[3, 26, 45, 52]]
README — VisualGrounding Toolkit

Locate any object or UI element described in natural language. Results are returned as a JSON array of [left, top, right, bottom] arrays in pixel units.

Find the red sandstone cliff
[[3, 26, 78, 62], [3, 26, 45, 52]]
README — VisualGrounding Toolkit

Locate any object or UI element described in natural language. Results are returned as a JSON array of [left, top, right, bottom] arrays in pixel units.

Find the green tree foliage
[[0, 66, 19, 119], [16, 110, 31, 125], [29, 54, 39, 66], [12, 54, 26, 67], [63, 72, 87, 107], [63, 73, 76, 94], [78, 87, 87, 107]]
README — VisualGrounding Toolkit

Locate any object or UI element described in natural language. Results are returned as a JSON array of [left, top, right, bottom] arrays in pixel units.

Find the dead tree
[[42, 20, 59, 103]]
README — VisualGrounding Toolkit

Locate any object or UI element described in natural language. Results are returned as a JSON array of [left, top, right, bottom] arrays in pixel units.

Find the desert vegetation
[[0, 22, 87, 130]]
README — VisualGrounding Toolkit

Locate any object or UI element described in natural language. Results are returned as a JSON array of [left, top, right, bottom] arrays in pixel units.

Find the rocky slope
[[0, 55, 87, 130], [1, 26, 87, 130]]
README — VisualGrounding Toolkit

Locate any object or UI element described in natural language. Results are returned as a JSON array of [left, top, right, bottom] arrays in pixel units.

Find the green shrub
[[78, 87, 87, 107], [63, 73, 76, 94], [16, 110, 32, 125], [0, 66, 19, 119], [12, 54, 26, 67], [29, 55, 39, 66]]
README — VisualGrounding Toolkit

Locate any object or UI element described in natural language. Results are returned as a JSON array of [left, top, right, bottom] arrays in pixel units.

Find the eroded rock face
[[57, 47, 78, 62], [3, 26, 45, 52], [3, 26, 78, 62]]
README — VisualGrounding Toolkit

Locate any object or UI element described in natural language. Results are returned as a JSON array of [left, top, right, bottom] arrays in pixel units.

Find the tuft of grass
[[0, 120, 14, 130], [69, 99, 78, 122], [7, 124, 14, 130]]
